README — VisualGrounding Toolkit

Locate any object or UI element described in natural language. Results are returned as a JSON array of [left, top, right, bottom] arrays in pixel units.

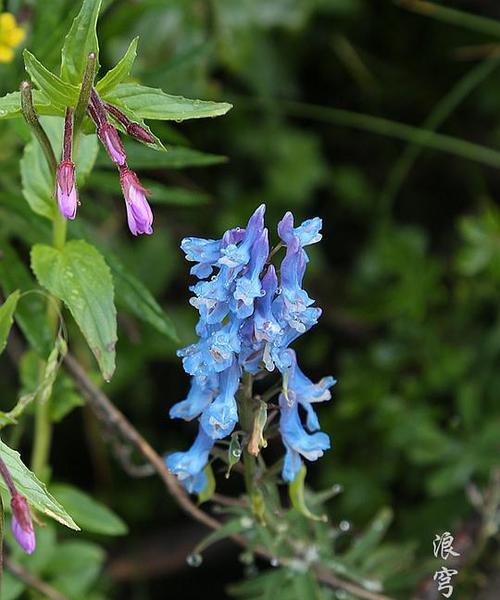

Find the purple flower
[[120, 167, 153, 236], [11, 492, 35, 554], [98, 123, 126, 166], [56, 160, 78, 220]]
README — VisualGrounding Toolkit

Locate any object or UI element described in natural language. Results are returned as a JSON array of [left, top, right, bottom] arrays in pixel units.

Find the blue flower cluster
[[166, 205, 335, 492]]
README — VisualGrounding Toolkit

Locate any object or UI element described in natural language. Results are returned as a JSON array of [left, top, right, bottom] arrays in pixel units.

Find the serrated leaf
[[103, 250, 177, 341], [60, 0, 102, 85], [0, 439, 78, 530], [0, 290, 20, 354], [96, 36, 138, 95], [23, 50, 79, 109], [50, 484, 128, 535], [289, 465, 327, 522], [103, 83, 232, 121], [21, 116, 98, 219], [31, 240, 117, 381]]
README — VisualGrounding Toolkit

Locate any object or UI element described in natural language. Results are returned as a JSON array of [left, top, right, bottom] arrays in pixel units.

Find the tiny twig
[[5, 556, 68, 600]]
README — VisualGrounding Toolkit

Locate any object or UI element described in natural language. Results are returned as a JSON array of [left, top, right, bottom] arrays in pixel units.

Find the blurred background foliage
[[1, 0, 500, 598]]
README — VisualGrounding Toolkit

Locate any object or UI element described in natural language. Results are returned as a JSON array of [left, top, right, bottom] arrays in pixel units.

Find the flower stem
[[20, 82, 57, 173], [238, 373, 257, 496], [73, 52, 96, 133]]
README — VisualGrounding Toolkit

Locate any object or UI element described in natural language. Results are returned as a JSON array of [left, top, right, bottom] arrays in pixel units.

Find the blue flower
[[168, 205, 334, 492], [181, 237, 222, 278], [278, 211, 323, 248], [282, 350, 336, 432], [219, 204, 266, 270], [233, 229, 269, 318], [178, 319, 241, 377], [169, 374, 218, 421], [201, 360, 240, 439], [166, 427, 214, 492], [279, 391, 330, 482]]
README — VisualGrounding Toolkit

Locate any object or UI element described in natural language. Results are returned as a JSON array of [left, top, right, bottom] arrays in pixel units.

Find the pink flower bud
[[56, 160, 78, 220], [98, 123, 126, 166], [11, 492, 35, 554], [120, 167, 153, 236]]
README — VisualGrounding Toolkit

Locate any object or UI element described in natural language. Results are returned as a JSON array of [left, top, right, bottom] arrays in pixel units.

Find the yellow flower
[[0, 13, 25, 64]]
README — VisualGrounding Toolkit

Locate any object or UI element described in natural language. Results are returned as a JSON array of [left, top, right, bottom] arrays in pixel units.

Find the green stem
[[20, 82, 57, 173], [31, 213, 66, 477], [238, 373, 256, 496], [74, 52, 96, 133]]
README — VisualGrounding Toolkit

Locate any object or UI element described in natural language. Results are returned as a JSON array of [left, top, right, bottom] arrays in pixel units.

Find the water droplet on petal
[[186, 553, 203, 567]]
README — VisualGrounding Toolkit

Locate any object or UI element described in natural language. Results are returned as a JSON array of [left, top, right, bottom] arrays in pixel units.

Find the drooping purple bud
[[126, 122, 155, 144], [56, 159, 78, 219], [11, 492, 36, 554], [120, 166, 153, 236], [103, 102, 155, 145], [98, 123, 126, 166]]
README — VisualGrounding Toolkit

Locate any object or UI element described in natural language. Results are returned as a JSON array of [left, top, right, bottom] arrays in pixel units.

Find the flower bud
[[126, 122, 155, 144], [98, 123, 126, 166], [56, 159, 78, 220], [11, 492, 35, 554], [120, 167, 153, 236]]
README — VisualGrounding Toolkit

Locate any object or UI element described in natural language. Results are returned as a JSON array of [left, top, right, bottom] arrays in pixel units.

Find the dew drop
[[232, 448, 242, 458], [276, 287, 282, 295], [186, 553, 203, 567], [270, 557, 280, 567], [339, 520, 351, 532]]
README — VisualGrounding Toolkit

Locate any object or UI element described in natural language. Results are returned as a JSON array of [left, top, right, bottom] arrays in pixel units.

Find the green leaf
[[23, 50, 79, 109], [50, 373, 85, 422], [44, 540, 105, 596], [194, 517, 250, 555], [31, 240, 117, 381], [95, 142, 226, 169], [60, 0, 102, 85], [50, 484, 127, 535], [103, 250, 177, 342], [0, 339, 65, 428], [96, 37, 138, 95], [289, 466, 327, 522], [21, 116, 98, 220], [0, 90, 56, 120], [0, 439, 78, 530], [103, 83, 232, 121], [344, 507, 393, 563], [89, 171, 210, 206], [0, 242, 52, 356], [0, 290, 20, 355], [197, 464, 216, 505]]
